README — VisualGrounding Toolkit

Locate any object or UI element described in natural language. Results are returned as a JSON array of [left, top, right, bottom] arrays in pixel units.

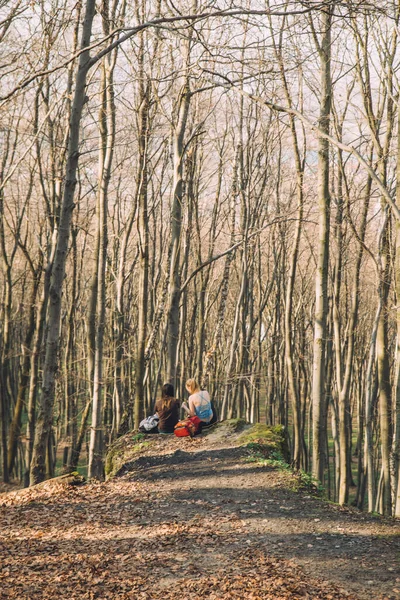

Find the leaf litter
[[0, 435, 399, 599]]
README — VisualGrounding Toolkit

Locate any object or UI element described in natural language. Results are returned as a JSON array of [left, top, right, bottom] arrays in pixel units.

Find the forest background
[[1, 0, 400, 518]]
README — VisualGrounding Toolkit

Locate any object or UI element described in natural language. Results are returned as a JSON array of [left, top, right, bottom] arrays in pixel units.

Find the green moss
[[238, 423, 282, 443], [238, 424, 290, 462]]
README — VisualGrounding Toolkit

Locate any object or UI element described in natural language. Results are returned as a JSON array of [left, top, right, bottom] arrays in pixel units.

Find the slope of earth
[[0, 426, 399, 599]]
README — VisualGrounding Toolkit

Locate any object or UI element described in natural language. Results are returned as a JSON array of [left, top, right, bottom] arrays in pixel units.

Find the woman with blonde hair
[[182, 378, 213, 427]]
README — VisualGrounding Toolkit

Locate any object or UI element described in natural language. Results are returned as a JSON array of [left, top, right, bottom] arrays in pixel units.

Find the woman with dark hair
[[154, 383, 180, 434]]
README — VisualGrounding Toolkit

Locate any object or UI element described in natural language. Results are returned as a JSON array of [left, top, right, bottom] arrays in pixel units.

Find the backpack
[[210, 401, 218, 425], [139, 414, 159, 433], [174, 415, 202, 437], [201, 401, 218, 431]]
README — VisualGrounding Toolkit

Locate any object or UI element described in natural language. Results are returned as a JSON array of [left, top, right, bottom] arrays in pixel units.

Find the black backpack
[[209, 401, 218, 425]]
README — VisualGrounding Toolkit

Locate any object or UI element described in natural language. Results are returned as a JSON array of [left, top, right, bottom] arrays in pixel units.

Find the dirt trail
[[1, 434, 399, 599]]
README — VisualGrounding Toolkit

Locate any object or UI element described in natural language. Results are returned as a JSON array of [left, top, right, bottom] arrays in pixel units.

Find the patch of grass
[[290, 470, 324, 496], [238, 424, 290, 462], [131, 433, 146, 443], [245, 443, 290, 469], [244, 441, 324, 497]]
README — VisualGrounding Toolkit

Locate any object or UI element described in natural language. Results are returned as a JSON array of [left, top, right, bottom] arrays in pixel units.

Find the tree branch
[[1, 3, 327, 105], [180, 216, 299, 293], [221, 81, 400, 222]]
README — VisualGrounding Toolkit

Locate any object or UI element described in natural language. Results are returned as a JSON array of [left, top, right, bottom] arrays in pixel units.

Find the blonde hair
[[185, 378, 200, 395]]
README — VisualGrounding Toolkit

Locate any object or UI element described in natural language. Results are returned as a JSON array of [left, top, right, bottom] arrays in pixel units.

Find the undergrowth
[[131, 433, 146, 443], [245, 442, 324, 496], [105, 433, 150, 477]]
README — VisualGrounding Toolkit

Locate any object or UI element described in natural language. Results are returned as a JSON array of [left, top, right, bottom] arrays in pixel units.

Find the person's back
[[189, 390, 212, 422], [183, 378, 213, 424], [154, 383, 179, 433]]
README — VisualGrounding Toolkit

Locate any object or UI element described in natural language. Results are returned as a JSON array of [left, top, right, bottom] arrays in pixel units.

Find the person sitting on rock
[[154, 383, 180, 434], [181, 378, 213, 430]]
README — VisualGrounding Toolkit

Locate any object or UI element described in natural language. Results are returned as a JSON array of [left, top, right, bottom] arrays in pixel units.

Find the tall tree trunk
[[311, 6, 332, 484], [8, 267, 41, 475], [365, 302, 381, 511], [23, 246, 53, 486], [269, 4, 306, 470], [394, 106, 400, 517], [166, 83, 191, 385], [376, 208, 393, 515], [337, 170, 370, 505], [63, 228, 78, 470], [134, 79, 150, 429], [202, 146, 238, 391], [0, 187, 12, 483], [30, 0, 97, 485], [88, 25, 117, 477]]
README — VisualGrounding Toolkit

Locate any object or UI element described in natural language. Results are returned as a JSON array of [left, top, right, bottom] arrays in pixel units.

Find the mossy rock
[[105, 432, 151, 480], [238, 424, 290, 462]]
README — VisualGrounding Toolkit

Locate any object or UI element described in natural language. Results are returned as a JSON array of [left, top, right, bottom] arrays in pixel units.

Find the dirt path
[[1, 435, 399, 599]]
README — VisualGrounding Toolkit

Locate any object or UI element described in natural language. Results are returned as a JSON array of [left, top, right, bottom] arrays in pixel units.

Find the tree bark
[[88, 14, 117, 477], [311, 6, 332, 484], [166, 83, 191, 385], [30, 0, 97, 485], [134, 81, 150, 429]]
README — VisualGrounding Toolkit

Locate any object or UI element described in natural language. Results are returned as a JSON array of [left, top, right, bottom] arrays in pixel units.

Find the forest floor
[[0, 430, 399, 600]]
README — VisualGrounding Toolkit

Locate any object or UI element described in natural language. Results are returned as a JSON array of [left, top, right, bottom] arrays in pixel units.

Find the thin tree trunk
[[365, 302, 381, 511], [8, 268, 41, 474], [166, 83, 191, 384], [337, 163, 371, 504], [88, 24, 117, 477], [134, 80, 150, 429], [202, 147, 238, 390]]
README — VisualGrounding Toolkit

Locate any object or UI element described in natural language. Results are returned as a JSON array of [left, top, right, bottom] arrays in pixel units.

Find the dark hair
[[162, 383, 174, 398], [161, 383, 174, 409]]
